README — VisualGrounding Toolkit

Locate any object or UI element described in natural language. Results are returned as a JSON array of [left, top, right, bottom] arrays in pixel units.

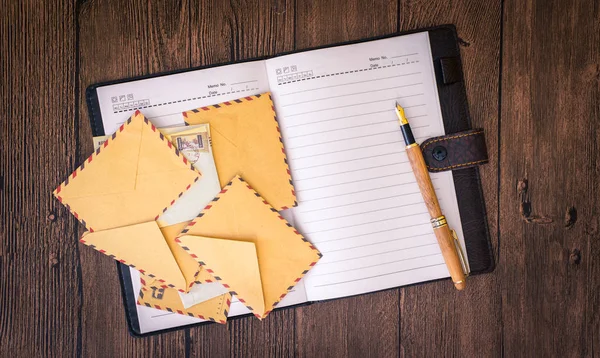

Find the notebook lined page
[[265, 32, 467, 300]]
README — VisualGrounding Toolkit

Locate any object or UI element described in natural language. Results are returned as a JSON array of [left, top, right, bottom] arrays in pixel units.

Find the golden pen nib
[[395, 101, 409, 125]]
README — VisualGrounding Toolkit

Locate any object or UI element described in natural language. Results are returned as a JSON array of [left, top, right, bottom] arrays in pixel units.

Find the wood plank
[[0, 1, 80, 357], [500, 0, 599, 356], [76, 0, 191, 355], [187, 1, 296, 356], [398, 1, 503, 357], [5, 0, 600, 356], [293, 1, 400, 357]]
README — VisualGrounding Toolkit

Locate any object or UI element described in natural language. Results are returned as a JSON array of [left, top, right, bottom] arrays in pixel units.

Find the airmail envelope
[[176, 175, 322, 319], [53, 111, 201, 292], [182, 93, 297, 211], [137, 284, 231, 324]]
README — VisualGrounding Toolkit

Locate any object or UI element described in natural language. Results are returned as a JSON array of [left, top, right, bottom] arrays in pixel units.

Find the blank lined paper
[[266, 32, 467, 300]]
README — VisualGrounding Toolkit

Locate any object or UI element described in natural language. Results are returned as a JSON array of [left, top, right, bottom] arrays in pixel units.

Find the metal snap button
[[432, 146, 447, 161]]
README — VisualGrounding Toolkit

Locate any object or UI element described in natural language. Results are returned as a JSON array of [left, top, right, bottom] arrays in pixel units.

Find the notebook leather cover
[[86, 24, 494, 337]]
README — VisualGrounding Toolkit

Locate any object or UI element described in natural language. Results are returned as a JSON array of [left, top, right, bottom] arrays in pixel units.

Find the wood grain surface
[[1, 0, 598, 357]]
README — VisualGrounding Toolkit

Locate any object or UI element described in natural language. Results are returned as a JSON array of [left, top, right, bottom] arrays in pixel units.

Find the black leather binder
[[86, 24, 494, 337]]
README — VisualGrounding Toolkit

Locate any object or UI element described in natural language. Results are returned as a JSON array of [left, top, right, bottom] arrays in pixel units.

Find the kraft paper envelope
[[53, 111, 201, 292], [176, 175, 322, 319], [140, 223, 228, 302], [137, 226, 230, 320], [137, 284, 231, 324], [93, 123, 221, 227], [182, 93, 297, 211]]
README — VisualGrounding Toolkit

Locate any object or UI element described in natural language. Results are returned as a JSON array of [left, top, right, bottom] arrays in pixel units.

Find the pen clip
[[451, 229, 470, 276]]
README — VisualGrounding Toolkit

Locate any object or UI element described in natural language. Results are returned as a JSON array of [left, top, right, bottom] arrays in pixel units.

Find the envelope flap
[[193, 266, 218, 284], [80, 221, 187, 291], [177, 235, 265, 317], [54, 117, 143, 198], [160, 221, 200, 289], [54, 111, 201, 231], [200, 125, 239, 187]]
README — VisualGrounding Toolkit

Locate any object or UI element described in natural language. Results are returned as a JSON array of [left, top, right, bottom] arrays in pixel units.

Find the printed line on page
[[299, 190, 423, 212], [310, 251, 437, 276], [313, 249, 440, 271], [279, 72, 422, 96], [278, 60, 420, 85], [295, 151, 404, 170], [151, 313, 176, 318], [290, 136, 426, 160], [323, 232, 434, 253], [300, 179, 439, 202], [298, 171, 415, 192], [303, 201, 427, 224], [230, 80, 258, 85], [288, 123, 428, 150], [304, 211, 429, 235], [391, 53, 419, 58], [282, 83, 423, 107], [285, 94, 424, 118], [287, 121, 428, 140], [112, 87, 259, 114], [312, 222, 432, 243], [287, 120, 396, 138], [278, 61, 420, 85], [295, 161, 408, 181], [286, 110, 391, 129], [288, 130, 402, 150], [311, 263, 447, 288]]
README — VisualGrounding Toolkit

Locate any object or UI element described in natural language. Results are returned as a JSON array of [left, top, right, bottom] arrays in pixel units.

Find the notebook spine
[[85, 85, 105, 136]]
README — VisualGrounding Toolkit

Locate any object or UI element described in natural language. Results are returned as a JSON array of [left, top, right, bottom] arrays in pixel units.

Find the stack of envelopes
[[54, 111, 202, 292], [53, 94, 322, 323]]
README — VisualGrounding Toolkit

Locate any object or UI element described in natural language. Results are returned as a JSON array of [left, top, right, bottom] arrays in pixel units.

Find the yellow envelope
[[138, 227, 214, 293], [53, 111, 202, 292], [182, 93, 296, 211], [176, 175, 322, 319], [137, 285, 231, 324]]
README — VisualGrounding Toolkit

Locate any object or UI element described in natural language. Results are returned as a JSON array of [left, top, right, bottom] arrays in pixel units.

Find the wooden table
[[2, 0, 598, 356]]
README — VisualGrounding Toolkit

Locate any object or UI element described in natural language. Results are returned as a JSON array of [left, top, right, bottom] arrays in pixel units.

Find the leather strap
[[421, 129, 488, 172]]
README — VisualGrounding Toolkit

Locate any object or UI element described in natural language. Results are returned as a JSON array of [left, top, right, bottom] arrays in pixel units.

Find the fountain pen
[[395, 102, 468, 290]]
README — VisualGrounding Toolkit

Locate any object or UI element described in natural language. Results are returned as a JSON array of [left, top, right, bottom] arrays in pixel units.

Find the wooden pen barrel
[[406, 145, 467, 290]]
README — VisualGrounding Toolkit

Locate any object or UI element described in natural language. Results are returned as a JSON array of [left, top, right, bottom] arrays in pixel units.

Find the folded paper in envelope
[[53, 111, 201, 292], [176, 175, 322, 319], [182, 93, 296, 211]]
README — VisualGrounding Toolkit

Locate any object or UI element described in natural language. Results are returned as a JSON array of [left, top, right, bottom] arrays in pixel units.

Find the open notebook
[[87, 26, 492, 336]]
